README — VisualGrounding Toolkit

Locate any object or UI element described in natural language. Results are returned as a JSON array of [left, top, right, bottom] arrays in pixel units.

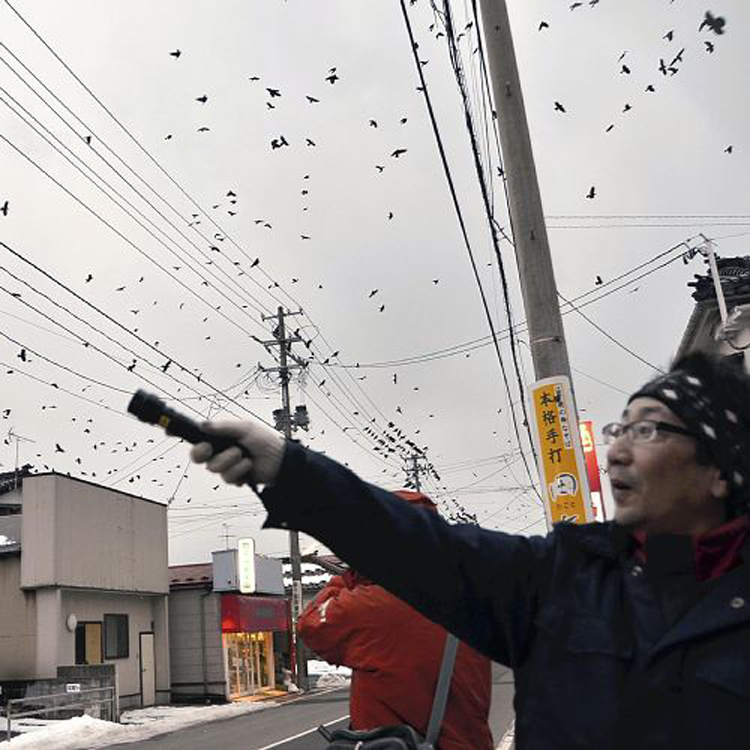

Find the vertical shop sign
[[529, 376, 593, 527]]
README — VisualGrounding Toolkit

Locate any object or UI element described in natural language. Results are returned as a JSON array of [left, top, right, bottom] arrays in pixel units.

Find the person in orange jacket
[[297, 490, 494, 750]]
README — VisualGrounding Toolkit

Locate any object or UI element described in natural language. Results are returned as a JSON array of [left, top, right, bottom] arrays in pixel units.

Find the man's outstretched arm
[[191, 421, 552, 666]]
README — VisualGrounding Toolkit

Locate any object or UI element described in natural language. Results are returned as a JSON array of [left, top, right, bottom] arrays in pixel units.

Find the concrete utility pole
[[406, 450, 427, 492], [259, 306, 308, 690], [221, 524, 232, 550], [477, 0, 574, 385]]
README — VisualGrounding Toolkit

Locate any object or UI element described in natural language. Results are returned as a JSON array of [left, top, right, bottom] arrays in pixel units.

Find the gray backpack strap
[[423, 633, 459, 748]]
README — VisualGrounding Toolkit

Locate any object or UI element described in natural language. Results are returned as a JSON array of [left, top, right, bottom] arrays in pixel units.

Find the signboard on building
[[212, 542, 284, 595], [237, 538, 256, 594], [221, 594, 288, 633], [529, 376, 593, 527], [579, 420, 606, 521]]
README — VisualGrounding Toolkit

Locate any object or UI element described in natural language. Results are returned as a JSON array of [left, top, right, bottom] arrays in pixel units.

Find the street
[[111, 664, 514, 749]]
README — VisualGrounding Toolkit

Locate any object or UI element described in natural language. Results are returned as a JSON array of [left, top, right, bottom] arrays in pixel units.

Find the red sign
[[579, 421, 602, 494], [221, 594, 288, 633]]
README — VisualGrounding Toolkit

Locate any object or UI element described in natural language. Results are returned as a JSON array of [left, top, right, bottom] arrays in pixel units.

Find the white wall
[[20, 475, 168, 594]]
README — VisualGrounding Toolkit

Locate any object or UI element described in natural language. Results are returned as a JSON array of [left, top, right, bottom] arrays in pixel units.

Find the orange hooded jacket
[[297, 491, 494, 750]]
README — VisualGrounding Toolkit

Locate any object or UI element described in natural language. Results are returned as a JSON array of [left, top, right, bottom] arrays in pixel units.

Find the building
[[168, 543, 289, 702], [0, 470, 170, 710], [678, 254, 750, 364]]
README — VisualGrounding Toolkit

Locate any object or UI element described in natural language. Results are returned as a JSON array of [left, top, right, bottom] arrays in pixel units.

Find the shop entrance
[[225, 632, 274, 697]]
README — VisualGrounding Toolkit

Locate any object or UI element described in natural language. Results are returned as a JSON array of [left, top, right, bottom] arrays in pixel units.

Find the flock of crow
[[0, 5, 736, 524]]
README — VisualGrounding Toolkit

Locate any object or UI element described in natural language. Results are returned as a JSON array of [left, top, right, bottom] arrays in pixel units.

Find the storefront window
[[224, 631, 274, 698]]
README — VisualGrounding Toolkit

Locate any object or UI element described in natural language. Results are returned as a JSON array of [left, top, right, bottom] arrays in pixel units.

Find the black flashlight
[[127, 389, 254, 466]]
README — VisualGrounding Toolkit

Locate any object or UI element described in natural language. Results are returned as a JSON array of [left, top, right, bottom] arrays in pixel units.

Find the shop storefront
[[221, 594, 288, 698]]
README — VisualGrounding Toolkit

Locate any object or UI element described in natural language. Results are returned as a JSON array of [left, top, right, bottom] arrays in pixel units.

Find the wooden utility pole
[[477, 0, 574, 384]]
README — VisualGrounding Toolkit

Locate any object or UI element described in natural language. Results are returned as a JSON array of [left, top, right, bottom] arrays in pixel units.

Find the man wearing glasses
[[191, 351, 750, 749]]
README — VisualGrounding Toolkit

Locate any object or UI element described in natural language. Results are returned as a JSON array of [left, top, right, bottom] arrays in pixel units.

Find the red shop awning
[[221, 593, 289, 633]]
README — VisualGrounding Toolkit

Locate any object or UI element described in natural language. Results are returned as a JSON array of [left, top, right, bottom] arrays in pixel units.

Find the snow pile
[[307, 660, 351, 678], [0, 700, 279, 749], [308, 659, 351, 688], [315, 672, 351, 688]]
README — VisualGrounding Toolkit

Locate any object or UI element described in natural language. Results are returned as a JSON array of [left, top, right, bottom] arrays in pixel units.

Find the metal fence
[[4, 685, 116, 743]]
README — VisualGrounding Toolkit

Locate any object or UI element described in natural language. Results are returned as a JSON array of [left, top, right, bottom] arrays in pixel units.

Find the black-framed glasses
[[602, 420, 697, 445]]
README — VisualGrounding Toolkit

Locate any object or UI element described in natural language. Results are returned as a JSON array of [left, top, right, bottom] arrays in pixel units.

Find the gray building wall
[[20, 475, 168, 594], [0, 555, 36, 678], [1, 474, 170, 708], [168, 589, 227, 700], [58, 590, 170, 708]]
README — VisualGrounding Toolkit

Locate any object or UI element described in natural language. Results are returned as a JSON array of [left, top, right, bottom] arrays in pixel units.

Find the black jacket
[[262, 441, 750, 749]]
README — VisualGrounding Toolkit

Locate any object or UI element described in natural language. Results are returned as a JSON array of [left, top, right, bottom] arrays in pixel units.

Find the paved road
[[113, 664, 514, 749]]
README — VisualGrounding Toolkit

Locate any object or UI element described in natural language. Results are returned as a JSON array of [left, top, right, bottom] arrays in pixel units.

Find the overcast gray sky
[[1, 0, 748, 564]]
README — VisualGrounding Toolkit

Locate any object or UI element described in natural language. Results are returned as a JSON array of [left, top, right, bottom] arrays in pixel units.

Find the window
[[104, 614, 129, 659]]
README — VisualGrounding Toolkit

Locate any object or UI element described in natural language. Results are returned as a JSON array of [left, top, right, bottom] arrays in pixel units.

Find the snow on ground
[[0, 700, 279, 749], [307, 660, 351, 689], [307, 660, 351, 677], [315, 673, 351, 688]]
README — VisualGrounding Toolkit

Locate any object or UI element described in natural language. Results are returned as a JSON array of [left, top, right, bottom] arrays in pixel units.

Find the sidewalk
[[0, 689, 324, 748]]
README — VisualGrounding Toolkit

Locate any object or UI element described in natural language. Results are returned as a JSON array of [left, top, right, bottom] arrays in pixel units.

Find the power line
[[0, 46, 278, 320], [0, 265, 232, 415], [337, 237, 694, 369], [556, 291, 665, 374], [0, 239, 269, 424], [1, 21, 431, 478], [398, 0, 538, 493], [438, 0, 536, 455], [0, 86, 270, 332], [0, 7, 293, 313], [0, 133, 266, 344], [546, 214, 750, 220]]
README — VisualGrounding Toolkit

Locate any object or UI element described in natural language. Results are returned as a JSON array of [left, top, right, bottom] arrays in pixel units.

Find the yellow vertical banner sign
[[529, 376, 593, 526]]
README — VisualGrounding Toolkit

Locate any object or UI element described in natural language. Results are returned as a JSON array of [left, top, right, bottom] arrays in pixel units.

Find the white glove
[[190, 420, 286, 486]]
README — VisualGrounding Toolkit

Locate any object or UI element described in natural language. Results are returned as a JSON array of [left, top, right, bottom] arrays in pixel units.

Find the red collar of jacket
[[631, 514, 750, 581]]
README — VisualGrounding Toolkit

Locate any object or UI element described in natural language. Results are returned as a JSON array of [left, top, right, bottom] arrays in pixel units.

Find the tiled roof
[[169, 562, 213, 587], [0, 465, 34, 499], [689, 255, 750, 302]]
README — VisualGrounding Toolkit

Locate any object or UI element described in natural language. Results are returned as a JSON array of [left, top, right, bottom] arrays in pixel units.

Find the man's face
[[606, 396, 727, 535]]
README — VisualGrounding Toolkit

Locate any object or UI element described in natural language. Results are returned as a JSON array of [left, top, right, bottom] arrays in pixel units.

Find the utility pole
[[405, 450, 428, 492], [476, 0, 574, 384], [259, 306, 308, 690], [221, 523, 232, 550]]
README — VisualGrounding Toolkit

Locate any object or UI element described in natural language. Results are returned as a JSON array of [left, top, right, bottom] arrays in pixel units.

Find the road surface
[[112, 663, 514, 749]]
